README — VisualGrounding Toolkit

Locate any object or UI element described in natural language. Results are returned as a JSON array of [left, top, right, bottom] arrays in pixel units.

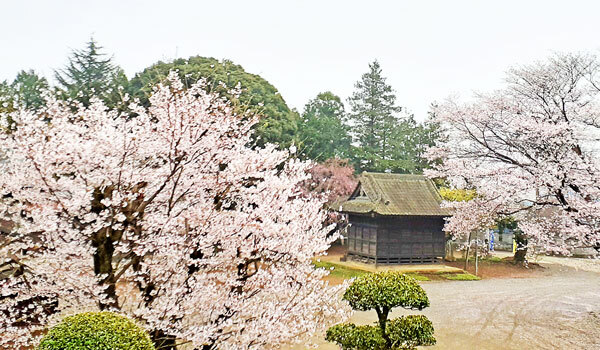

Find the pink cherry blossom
[[0, 72, 350, 349], [426, 53, 600, 257]]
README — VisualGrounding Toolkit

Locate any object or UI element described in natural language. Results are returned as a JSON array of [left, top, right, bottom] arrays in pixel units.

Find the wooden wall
[[346, 214, 445, 264]]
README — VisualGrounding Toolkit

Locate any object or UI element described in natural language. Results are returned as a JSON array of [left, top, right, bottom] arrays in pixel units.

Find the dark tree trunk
[[92, 228, 119, 310], [464, 231, 472, 271], [151, 329, 178, 350], [513, 231, 528, 265], [375, 306, 391, 348]]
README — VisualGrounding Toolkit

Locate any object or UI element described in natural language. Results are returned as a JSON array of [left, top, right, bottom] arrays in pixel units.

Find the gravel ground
[[292, 257, 600, 350]]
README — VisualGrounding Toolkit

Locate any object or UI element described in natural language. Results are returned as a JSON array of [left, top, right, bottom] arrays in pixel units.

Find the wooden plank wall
[[346, 215, 445, 264]]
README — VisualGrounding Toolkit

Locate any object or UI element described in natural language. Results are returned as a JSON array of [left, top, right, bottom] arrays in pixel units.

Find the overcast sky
[[2, 0, 600, 120]]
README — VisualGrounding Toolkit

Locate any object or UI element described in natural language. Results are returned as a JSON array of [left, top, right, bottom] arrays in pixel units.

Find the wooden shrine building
[[340, 172, 450, 264]]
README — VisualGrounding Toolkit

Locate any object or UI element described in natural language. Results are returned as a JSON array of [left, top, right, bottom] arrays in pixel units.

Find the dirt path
[[293, 258, 600, 349]]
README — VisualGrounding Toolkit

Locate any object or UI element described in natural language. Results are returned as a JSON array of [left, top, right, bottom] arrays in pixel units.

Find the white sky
[[2, 0, 600, 120]]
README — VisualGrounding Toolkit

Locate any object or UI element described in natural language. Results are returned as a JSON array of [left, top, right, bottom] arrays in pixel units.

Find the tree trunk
[[92, 228, 118, 310], [375, 306, 391, 348], [513, 231, 528, 265], [151, 329, 178, 350], [475, 241, 479, 276], [464, 231, 472, 271]]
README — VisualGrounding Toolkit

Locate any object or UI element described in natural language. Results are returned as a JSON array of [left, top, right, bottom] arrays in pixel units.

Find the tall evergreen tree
[[414, 103, 441, 171], [383, 113, 438, 173], [297, 91, 352, 161], [11, 70, 49, 111], [55, 39, 126, 109], [347, 60, 402, 171]]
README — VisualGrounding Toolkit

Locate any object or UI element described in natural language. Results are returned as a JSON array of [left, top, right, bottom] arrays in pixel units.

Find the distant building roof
[[339, 172, 450, 216]]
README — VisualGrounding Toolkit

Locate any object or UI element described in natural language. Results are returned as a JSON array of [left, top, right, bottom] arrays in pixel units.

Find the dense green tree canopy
[[11, 70, 49, 111], [37, 312, 155, 350], [347, 60, 402, 171], [0, 70, 49, 128], [128, 56, 299, 148], [55, 39, 127, 109], [327, 272, 435, 350], [297, 91, 352, 161], [342, 271, 429, 311], [347, 61, 438, 173]]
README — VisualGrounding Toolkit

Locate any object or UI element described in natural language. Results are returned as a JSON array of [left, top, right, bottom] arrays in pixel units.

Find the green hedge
[[326, 316, 435, 350], [37, 311, 155, 350]]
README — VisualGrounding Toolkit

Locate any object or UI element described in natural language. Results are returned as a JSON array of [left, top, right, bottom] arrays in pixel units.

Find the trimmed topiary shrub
[[37, 311, 155, 350], [326, 271, 436, 350]]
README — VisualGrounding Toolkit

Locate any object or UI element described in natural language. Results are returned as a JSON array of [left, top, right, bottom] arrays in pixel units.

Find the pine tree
[[347, 60, 402, 171], [55, 39, 126, 109]]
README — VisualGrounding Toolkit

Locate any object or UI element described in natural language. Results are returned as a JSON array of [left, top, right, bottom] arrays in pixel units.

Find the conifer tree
[[55, 39, 126, 109], [347, 60, 402, 171], [347, 61, 438, 173]]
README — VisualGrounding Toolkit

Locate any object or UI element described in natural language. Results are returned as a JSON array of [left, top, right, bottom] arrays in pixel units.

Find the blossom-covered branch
[[0, 72, 349, 349], [426, 53, 600, 256]]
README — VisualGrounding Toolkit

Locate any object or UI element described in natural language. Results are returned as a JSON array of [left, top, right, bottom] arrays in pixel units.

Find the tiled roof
[[340, 172, 450, 216]]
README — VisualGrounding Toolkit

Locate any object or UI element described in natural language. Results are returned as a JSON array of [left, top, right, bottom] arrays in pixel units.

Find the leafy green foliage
[[11, 70, 49, 111], [346, 61, 438, 173], [1, 70, 49, 130], [343, 271, 429, 311], [347, 60, 401, 171], [0, 80, 16, 130], [326, 323, 386, 349], [37, 312, 155, 350], [128, 56, 299, 148], [326, 316, 436, 350], [297, 91, 352, 161], [386, 315, 436, 349], [378, 114, 438, 173], [439, 188, 476, 202], [55, 39, 127, 109], [328, 271, 435, 349]]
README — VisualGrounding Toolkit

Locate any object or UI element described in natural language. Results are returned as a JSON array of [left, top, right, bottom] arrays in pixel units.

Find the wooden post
[[475, 231, 479, 276], [464, 231, 472, 271]]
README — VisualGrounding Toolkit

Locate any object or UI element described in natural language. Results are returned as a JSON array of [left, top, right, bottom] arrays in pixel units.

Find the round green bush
[[342, 271, 429, 311], [37, 311, 155, 350]]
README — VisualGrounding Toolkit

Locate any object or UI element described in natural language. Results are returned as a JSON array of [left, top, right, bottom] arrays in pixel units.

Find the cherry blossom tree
[[426, 53, 600, 260], [0, 72, 350, 349], [299, 158, 357, 233], [301, 158, 357, 205]]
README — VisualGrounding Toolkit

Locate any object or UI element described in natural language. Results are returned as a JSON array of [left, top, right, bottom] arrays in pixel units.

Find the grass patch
[[440, 273, 480, 281], [454, 256, 505, 263], [313, 261, 369, 279], [313, 261, 463, 282], [484, 256, 504, 263], [405, 273, 430, 281]]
